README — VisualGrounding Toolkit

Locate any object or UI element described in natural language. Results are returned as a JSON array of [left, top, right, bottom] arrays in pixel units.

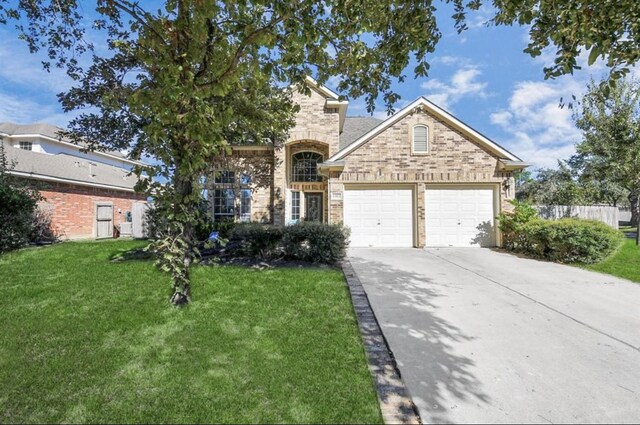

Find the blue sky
[[0, 5, 632, 169]]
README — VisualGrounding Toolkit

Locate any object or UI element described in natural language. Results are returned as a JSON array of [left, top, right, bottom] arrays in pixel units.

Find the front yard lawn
[[0, 240, 381, 424], [587, 238, 640, 283]]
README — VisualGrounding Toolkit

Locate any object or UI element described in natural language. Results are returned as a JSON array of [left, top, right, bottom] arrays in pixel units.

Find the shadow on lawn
[[348, 255, 490, 424]]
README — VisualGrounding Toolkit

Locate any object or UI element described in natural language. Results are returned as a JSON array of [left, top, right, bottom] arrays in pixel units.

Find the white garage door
[[344, 189, 413, 247], [425, 188, 495, 247]]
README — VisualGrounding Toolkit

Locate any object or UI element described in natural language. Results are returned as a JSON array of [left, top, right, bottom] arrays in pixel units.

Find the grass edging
[[342, 260, 421, 425]]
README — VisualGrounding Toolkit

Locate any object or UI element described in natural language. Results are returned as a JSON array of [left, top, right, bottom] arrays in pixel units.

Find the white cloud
[[420, 67, 488, 110], [491, 79, 584, 169], [0, 32, 73, 94], [0, 91, 72, 127]]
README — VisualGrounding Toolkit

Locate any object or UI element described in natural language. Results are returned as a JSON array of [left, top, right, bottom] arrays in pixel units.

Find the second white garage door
[[344, 189, 413, 247], [425, 187, 496, 247]]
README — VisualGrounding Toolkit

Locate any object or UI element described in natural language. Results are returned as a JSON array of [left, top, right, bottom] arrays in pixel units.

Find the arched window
[[291, 152, 323, 182], [413, 125, 429, 153]]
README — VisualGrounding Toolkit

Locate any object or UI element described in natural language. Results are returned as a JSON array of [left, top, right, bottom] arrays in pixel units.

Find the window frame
[[211, 170, 252, 222], [411, 125, 429, 155], [291, 151, 324, 182], [291, 191, 301, 223], [18, 141, 33, 151]]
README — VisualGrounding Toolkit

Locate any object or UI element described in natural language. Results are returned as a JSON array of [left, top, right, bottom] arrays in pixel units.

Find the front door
[[305, 193, 323, 222]]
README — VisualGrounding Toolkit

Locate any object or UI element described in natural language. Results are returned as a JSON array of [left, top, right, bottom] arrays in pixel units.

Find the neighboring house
[[0, 122, 147, 239], [208, 78, 528, 248]]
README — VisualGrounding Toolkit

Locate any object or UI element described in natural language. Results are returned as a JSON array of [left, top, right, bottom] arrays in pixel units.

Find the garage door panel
[[344, 189, 413, 247], [425, 188, 495, 247]]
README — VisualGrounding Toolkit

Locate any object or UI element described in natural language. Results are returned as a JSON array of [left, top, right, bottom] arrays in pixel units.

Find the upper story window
[[214, 170, 235, 184], [18, 141, 32, 151], [291, 152, 323, 182], [412, 125, 429, 153]]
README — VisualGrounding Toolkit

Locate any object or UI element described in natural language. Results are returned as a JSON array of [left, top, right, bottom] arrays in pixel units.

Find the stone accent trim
[[342, 260, 421, 424]]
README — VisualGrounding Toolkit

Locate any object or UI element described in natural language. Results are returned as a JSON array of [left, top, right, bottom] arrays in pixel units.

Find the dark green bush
[[210, 218, 236, 239], [0, 178, 41, 253], [516, 218, 623, 264], [497, 200, 538, 250], [230, 223, 283, 260], [282, 221, 350, 264]]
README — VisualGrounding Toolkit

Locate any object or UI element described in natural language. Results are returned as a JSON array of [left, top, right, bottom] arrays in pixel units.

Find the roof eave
[[498, 160, 531, 171], [329, 97, 522, 163]]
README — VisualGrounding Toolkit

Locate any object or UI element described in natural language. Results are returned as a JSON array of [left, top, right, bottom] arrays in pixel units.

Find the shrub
[[0, 178, 41, 253], [516, 218, 623, 264], [497, 200, 538, 250], [282, 221, 350, 264], [210, 218, 236, 239], [28, 207, 59, 244], [230, 223, 283, 260]]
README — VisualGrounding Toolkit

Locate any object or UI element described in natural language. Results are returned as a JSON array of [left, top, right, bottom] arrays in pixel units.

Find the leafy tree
[[516, 163, 591, 206], [0, 0, 446, 304], [572, 78, 640, 244]]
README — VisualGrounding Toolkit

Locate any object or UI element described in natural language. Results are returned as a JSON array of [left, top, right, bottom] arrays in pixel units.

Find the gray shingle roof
[[339, 116, 384, 151], [0, 122, 127, 159], [2, 140, 140, 191]]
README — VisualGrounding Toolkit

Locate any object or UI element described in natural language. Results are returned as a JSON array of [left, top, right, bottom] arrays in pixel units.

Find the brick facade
[[328, 107, 514, 246], [213, 82, 523, 247], [28, 180, 146, 239]]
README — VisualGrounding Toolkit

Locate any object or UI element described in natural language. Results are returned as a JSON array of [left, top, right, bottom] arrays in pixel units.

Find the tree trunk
[[169, 168, 196, 305]]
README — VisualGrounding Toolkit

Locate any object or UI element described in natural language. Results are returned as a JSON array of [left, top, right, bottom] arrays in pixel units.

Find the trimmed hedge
[[282, 221, 350, 264], [515, 218, 623, 264], [229, 221, 350, 264], [230, 223, 284, 260]]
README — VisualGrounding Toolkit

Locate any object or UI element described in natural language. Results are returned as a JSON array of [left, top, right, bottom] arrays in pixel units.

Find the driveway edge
[[342, 260, 421, 425]]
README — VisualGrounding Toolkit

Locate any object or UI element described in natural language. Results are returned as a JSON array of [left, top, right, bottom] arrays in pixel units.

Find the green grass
[[0, 240, 381, 424], [587, 238, 640, 283]]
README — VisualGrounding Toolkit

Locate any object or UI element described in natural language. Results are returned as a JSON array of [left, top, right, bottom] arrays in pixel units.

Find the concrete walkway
[[349, 248, 640, 424]]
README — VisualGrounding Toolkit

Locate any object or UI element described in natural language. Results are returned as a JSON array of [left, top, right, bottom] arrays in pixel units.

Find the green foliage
[[510, 219, 623, 264], [0, 142, 42, 253], [228, 222, 350, 264], [516, 164, 594, 206], [571, 78, 640, 233], [211, 218, 236, 240], [282, 221, 350, 264], [497, 200, 538, 250], [490, 0, 640, 80], [230, 223, 284, 260], [148, 222, 195, 305]]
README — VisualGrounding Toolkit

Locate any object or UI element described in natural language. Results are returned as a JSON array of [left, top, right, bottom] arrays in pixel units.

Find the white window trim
[[411, 125, 429, 155]]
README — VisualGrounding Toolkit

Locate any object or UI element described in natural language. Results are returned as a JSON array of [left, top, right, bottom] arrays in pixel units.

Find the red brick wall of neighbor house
[[27, 180, 146, 239]]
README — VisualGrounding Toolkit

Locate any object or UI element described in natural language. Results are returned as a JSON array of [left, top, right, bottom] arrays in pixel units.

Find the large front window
[[291, 152, 323, 182], [212, 171, 251, 222]]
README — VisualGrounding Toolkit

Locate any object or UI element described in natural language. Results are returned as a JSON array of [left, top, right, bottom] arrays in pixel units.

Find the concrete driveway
[[349, 248, 640, 424]]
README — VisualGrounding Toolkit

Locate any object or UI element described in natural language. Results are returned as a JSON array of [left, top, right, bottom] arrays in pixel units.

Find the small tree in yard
[[4, 0, 640, 303], [572, 79, 640, 245], [0, 141, 42, 253]]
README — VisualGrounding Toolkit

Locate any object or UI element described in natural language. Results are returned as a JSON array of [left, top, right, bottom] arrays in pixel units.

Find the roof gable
[[328, 97, 522, 162]]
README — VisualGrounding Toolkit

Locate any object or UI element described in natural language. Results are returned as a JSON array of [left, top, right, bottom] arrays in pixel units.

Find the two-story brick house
[[1, 122, 147, 239], [209, 78, 528, 248]]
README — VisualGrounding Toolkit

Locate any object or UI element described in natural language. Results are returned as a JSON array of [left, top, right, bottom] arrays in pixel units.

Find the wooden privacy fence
[[535, 205, 619, 229], [132, 202, 149, 238]]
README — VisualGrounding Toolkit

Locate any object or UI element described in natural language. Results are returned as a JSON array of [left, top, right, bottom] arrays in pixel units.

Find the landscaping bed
[[0, 240, 381, 424]]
